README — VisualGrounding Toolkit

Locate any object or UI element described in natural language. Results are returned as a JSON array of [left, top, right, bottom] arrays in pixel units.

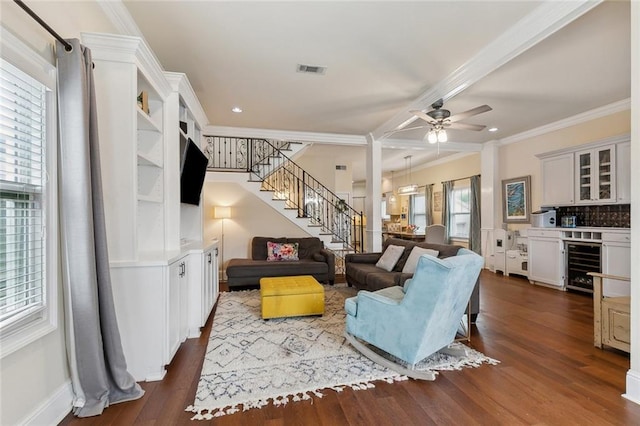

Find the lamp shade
[[437, 129, 448, 142], [427, 130, 437, 144], [214, 206, 232, 219]]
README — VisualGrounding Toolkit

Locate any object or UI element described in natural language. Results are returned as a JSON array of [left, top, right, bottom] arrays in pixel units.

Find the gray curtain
[[469, 175, 481, 254], [56, 39, 143, 417], [442, 180, 454, 244], [424, 184, 434, 226]]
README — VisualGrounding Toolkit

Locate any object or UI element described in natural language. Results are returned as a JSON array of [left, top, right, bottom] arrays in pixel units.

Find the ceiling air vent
[[296, 64, 327, 75], [335, 165, 347, 170]]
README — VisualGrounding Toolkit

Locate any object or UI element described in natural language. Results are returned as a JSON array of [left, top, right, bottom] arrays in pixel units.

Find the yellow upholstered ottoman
[[260, 275, 325, 319]]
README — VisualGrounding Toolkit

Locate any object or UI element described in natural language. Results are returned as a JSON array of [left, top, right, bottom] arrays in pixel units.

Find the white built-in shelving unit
[[82, 33, 217, 381]]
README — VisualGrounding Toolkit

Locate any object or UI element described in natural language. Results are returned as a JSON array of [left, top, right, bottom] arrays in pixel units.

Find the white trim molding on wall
[[20, 380, 73, 426], [623, 0, 639, 407], [0, 25, 59, 359], [499, 99, 631, 146]]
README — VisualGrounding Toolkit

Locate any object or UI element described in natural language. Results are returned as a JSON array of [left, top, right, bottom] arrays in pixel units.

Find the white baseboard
[[188, 328, 202, 339], [623, 369, 640, 405], [21, 380, 73, 426]]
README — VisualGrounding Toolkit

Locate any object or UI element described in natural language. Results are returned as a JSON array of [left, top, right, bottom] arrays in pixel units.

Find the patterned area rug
[[187, 286, 498, 419]]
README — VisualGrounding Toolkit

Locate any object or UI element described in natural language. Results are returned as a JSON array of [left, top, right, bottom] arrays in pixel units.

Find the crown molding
[[164, 72, 209, 128], [81, 32, 140, 62], [97, 0, 145, 38], [204, 125, 367, 145], [372, 0, 602, 140], [81, 32, 171, 98], [499, 98, 630, 146], [535, 133, 630, 159]]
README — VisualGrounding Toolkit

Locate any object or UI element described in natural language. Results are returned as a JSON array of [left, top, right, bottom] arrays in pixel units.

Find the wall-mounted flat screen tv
[[180, 137, 208, 205]]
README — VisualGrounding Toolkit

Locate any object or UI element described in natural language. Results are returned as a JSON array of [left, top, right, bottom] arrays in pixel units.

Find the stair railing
[[204, 136, 364, 252]]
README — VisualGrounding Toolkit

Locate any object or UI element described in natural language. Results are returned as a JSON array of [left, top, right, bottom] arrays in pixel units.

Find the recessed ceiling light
[[231, 107, 243, 113], [488, 127, 498, 132]]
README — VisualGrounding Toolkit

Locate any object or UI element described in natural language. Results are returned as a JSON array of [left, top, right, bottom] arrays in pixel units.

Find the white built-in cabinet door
[[110, 264, 172, 382], [528, 232, 565, 288], [203, 245, 219, 324], [541, 153, 574, 206], [602, 232, 631, 297], [168, 256, 188, 362], [615, 141, 631, 203], [186, 242, 219, 338]]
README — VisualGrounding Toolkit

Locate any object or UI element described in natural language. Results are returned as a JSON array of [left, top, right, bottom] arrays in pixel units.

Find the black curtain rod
[[441, 174, 480, 184], [13, 0, 72, 52]]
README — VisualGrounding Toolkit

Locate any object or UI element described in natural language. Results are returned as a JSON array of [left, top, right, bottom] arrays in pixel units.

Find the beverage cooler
[[565, 242, 601, 293]]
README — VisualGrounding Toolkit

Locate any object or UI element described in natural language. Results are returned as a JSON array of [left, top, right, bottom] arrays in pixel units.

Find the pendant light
[[397, 155, 419, 195], [388, 170, 397, 204]]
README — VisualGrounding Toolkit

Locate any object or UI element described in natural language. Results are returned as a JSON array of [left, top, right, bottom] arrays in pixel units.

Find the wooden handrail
[[587, 272, 630, 282]]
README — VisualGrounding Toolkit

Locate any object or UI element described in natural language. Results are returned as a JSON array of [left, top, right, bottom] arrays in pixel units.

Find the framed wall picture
[[502, 175, 531, 223]]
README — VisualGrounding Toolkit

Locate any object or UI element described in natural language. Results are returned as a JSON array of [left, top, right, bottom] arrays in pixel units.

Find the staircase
[[203, 136, 364, 254]]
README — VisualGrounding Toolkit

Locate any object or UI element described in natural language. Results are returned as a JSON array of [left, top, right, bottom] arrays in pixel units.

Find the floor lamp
[[214, 206, 232, 280]]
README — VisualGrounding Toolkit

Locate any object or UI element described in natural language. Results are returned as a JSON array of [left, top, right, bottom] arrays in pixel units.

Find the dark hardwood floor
[[60, 271, 640, 425]]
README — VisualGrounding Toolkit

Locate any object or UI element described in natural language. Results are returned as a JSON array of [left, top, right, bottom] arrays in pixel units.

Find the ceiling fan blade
[[384, 125, 431, 136], [447, 122, 486, 131], [448, 105, 492, 123], [410, 110, 438, 124]]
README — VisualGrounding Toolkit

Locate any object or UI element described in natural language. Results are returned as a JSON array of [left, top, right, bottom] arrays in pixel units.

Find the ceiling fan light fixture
[[427, 130, 438, 144], [437, 129, 448, 143]]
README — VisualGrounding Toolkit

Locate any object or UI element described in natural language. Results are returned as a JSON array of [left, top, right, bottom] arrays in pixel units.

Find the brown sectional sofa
[[226, 236, 335, 288], [345, 237, 480, 320]]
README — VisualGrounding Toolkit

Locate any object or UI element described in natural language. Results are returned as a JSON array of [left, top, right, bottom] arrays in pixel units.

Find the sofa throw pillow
[[401, 247, 439, 274], [267, 241, 299, 261], [375, 244, 405, 272]]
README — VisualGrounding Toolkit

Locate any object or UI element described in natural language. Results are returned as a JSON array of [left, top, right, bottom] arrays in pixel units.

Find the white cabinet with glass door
[[574, 145, 616, 204]]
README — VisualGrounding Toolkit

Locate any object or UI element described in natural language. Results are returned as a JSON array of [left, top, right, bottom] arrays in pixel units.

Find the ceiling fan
[[387, 99, 492, 144]]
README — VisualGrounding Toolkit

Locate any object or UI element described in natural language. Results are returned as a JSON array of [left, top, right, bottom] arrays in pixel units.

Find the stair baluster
[[204, 136, 364, 253]]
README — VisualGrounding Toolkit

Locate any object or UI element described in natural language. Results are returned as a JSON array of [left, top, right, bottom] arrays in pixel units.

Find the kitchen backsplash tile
[[556, 204, 630, 228]]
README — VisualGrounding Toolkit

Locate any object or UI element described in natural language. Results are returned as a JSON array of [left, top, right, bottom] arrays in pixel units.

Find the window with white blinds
[[0, 58, 47, 330]]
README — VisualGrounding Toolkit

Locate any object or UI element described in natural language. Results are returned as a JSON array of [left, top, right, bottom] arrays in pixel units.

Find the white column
[[625, 0, 640, 406], [365, 133, 383, 252], [480, 141, 500, 269]]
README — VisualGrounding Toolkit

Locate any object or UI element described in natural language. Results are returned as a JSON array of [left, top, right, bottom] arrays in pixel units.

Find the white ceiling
[[122, 1, 630, 182]]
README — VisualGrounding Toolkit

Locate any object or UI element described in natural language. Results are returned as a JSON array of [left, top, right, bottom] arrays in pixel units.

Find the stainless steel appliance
[[565, 241, 601, 293], [532, 209, 556, 228]]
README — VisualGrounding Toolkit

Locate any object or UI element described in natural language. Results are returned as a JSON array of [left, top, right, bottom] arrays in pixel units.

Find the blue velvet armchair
[[344, 248, 484, 377]]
